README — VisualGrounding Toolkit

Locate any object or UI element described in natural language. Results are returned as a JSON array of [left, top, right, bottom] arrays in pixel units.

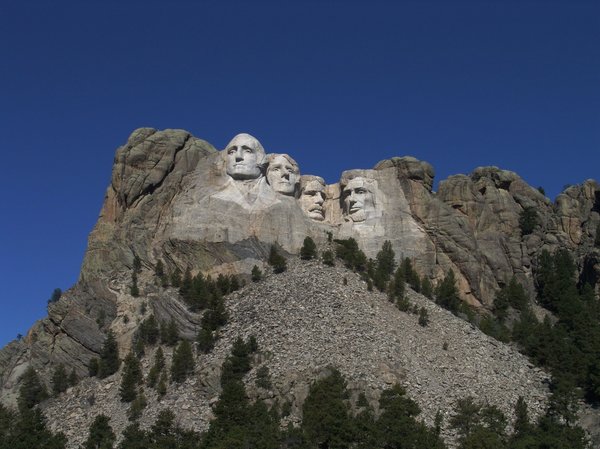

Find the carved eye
[[227, 146, 237, 154], [242, 145, 253, 153], [355, 188, 367, 194]]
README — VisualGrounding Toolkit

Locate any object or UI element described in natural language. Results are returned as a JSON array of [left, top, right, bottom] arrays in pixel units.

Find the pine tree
[[98, 331, 120, 379], [251, 265, 262, 282], [130, 271, 140, 297], [418, 307, 429, 327], [68, 368, 78, 387], [157, 372, 168, 397], [421, 276, 433, 299], [302, 368, 353, 449], [48, 288, 62, 304], [435, 270, 461, 313], [160, 319, 179, 346], [118, 423, 149, 449], [147, 347, 165, 389], [17, 367, 48, 411], [51, 364, 69, 395], [170, 268, 182, 288], [268, 245, 287, 273], [519, 207, 538, 236], [83, 415, 115, 449], [170, 340, 195, 383], [375, 240, 395, 286], [322, 250, 335, 266], [300, 236, 317, 260], [127, 388, 147, 422], [88, 358, 100, 377], [120, 352, 142, 403]]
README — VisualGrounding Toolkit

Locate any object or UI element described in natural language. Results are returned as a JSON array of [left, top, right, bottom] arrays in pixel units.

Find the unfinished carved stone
[[266, 153, 300, 196], [299, 175, 326, 221]]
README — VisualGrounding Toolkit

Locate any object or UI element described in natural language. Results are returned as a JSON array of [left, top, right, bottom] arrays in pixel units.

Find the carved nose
[[282, 173, 289, 180]]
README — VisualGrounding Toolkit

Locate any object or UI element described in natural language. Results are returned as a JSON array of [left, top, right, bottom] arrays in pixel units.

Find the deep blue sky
[[0, 0, 598, 346]]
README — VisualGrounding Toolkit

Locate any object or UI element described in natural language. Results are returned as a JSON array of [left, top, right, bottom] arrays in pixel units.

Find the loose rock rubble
[[43, 258, 550, 448]]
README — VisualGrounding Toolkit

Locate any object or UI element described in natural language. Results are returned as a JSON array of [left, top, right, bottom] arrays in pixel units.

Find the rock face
[[0, 128, 599, 444]]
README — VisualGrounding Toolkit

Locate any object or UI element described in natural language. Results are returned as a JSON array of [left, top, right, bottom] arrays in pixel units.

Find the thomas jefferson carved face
[[342, 177, 376, 222], [266, 154, 300, 196], [299, 176, 326, 221], [225, 133, 265, 180]]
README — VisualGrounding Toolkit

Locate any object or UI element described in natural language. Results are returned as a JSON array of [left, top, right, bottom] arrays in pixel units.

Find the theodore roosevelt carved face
[[299, 175, 326, 221], [342, 177, 377, 222], [225, 133, 265, 180], [266, 153, 300, 196]]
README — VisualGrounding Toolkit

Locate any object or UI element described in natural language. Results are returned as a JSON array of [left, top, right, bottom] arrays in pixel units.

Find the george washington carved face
[[342, 177, 376, 222], [224, 133, 265, 180], [299, 176, 326, 220], [266, 154, 300, 196]]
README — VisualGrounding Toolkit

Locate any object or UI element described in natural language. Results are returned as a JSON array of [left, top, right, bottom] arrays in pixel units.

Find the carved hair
[[299, 175, 325, 194], [265, 153, 300, 174]]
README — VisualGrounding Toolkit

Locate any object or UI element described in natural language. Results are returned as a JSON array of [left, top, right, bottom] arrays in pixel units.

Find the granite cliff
[[1, 129, 599, 446]]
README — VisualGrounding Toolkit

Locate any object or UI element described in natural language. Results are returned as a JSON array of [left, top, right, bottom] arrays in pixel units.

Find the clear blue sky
[[0, 0, 598, 346]]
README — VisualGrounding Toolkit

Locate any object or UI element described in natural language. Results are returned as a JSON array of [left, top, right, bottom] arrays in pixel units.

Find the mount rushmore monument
[[80, 128, 600, 310]]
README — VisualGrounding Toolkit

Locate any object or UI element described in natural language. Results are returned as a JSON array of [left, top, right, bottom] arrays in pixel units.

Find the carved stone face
[[266, 154, 299, 196], [300, 178, 326, 220], [342, 177, 376, 222], [225, 133, 265, 180]]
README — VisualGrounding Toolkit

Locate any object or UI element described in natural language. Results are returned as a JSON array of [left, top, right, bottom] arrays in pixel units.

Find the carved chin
[[348, 210, 366, 222], [308, 211, 325, 221]]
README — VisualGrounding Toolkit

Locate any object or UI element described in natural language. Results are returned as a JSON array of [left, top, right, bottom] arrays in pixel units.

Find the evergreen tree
[[17, 367, 48, 411], [157, 372, 168, 397], [300, 236, 317, 260], [83, 415, 115, 449], [418, 307, 429, 327], [130, 271, 140, 297], [3, 407, 67, 449], [48, 288, 62, 304], [596, 223, 600, 248], [251, 265, 262, 282], [519, 207, 538, 236], [301, 368, 353, 449], [170, 267, 182, 288], [334, 238, 367, 271], [98, 331, 120, 378], [375, 384, 445, 449], [421, 276, 433, 299], [160, 319, 179, 346], [322, 250, 335, 266], [68, 368, 78, 387], [400, 257, 421, 292], [268, 245, 287, 273], [154, 260, 168, 287], [388, 266, 406, 302], [88, 358, 100, 377], [435, 270, 461, 313], [120, 352, 142, 403], [51, 364, 69, 396], [374, 240, 395, 289], [118, 423, 149, 449], [170, 340, 195, 383], [127, 388, 147, 422], [147, 347, 165, 389]]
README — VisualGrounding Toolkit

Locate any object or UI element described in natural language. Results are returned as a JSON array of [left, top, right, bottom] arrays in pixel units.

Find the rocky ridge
[[42, 258, 549, 448]]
